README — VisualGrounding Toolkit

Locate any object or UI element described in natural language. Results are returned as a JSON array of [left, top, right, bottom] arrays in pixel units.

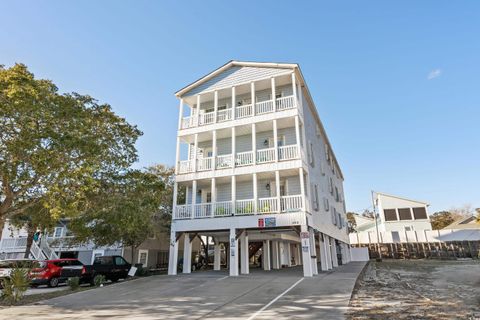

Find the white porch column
[[191, 180, 197, 219], [310, 230, 318, 275], [251, 82, 256, 116], [196, 95, 201, 126], [297, 244, 302, 265], [167, 229, 178, 275], [232, 127, 236, 168], [193, 133, 199, 172], [272, 241, 280, 269], [300, 225, 313, 277], [273, 119, 278, 162], [275, 170, 281, 213], [212, 130, 217, 171], [214, 90, 218, 123], [291, 72, 297, 103], [271, 77, 276, 112], [294, 115, 301, 150], [240, 232, 249, 274], [183, 233, 192, 274], [318, 233, 328, 271], [231, 175, 236, 214], [231, 86, 236, 120], [299, 168, 306, 211], [253, 173, 258, 213], [175, 137, 181, 174], [229, 228, 239, 276], [211, 178, 216, 218], [213, 244, 221, 271], [348, 244, 352, 263], [178, 98, 184, 130], [262, 240, 271, 271], [172, 182, 178, 219], [252, 123, 257, 164], [331, 237, 339, 267]]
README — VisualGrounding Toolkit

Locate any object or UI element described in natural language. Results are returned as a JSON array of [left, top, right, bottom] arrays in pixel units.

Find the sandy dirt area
[[347, 259, 480, 320]]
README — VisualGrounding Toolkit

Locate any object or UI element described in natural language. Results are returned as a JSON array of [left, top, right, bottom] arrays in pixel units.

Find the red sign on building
[[258, 218, 264, 228]]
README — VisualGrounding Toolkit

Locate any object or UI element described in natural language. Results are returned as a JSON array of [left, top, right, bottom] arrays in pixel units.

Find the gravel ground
[[347, 259, 480, 320]]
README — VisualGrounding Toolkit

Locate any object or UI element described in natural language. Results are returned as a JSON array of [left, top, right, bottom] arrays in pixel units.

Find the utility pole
[[371, 190, 382, 261]]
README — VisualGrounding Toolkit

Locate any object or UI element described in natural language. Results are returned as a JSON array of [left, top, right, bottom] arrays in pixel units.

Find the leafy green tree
[[346, 212, 357, 233], [68, 168, 167, 264], [0, 64, 141, 242], [430, 211, 460, 230]]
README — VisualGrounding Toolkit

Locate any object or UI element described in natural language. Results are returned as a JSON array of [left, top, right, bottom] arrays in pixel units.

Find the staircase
[[30, 237, 59, 260]]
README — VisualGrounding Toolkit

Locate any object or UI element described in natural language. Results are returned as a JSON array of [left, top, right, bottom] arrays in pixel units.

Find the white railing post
[[175, 137, 180, 174], [232, 86, 236, 121], [253, 173, 258, 213], [295, 115, 301, 150], [191, 180, 197, 219], [172, 181, 178, 219], [178, 99, 184, 130], [193, 133, 198, 172], [252, 123, 257, 164], [299, 168, 306, 211], [271, 77, 276, 112], [211, 178, 216, 218], [251, 82, 256, 116], [196, 95, 201, 127], [273, 119, 278, 162], [291, 72, 297, 105], [275, 170, 281, 213], [212, 130, 217, 171], [232, 175, 236, 215], [214, 90, 218, 123], [232, 127, 236, 168]]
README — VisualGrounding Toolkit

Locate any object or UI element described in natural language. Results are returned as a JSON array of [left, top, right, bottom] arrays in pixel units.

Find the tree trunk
[[24, 224, 36, 259], [205, 236, 209, 265], [0, 218, 5, 241]]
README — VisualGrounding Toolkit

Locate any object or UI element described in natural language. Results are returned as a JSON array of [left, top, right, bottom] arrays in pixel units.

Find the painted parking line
[[216, 276, 229, 281], [245, 277, 304, 320]]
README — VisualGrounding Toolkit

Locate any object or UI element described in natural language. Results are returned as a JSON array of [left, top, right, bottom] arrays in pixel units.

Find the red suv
[[30, 258, 84, 288]]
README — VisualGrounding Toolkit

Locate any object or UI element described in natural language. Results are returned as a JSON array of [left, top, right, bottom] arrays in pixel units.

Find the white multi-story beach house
[[168, 61, 351, 277]]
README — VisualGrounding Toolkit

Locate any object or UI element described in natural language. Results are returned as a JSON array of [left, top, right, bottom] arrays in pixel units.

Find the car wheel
[[48, 277, 59, 288], [31, 284, 38, 288]]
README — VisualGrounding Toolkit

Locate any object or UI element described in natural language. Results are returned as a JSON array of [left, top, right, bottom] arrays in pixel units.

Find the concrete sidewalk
[[1, 261, 366, 320]]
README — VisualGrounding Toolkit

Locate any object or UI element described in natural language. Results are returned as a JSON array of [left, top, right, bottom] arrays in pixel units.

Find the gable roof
[[375, 191, 429, 206], [443, 215, 480, 230], [174, 60, 345, 180]]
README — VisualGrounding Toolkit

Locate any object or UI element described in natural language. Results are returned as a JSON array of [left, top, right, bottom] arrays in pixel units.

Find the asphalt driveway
[[1, 261, 366, 320]]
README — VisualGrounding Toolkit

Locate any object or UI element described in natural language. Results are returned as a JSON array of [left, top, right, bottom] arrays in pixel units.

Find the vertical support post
[[275, 170, 281, 213], [286, 243, 292, 267], [252, 123, 257, 164], [272, 241, 280, 269], [214, 90, 218, 123], [324, 236, 333, 270], [299, 168, 306, 211], [211, 178, 216, 217], [318, 233, 328, 271], [168, 229, 178, 275], [310, 230, 318, 275], [331, 238, 339, 267], [191, 180, 197, 219], [291, 72, 297, 104], [196, 95, 201, 126], [300, 225, 313, 277], [262, 240, 271, 271], [193, 133, 199, 172], [172, 182, 178, 219], [178, 98, 184, 130], [271, 77, 276, 112], [175, 137, 181, 174], [253, 173, 258, 213], [212, 130, 217, 171], [240, 232, 249, 274], [229, 228, 239, 276], [183, 233, 192, 274], [214, 244, 221, 271], [232, 126, 236, 168], [251, 82, 256, 116], [231, 175, 236, 214], [273, 119, 278, 162], [232, 86, 236, 120], [295, 115, 301, 150]]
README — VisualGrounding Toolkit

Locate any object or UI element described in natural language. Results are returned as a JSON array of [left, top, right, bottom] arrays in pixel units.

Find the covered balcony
[[173, 169, 308, 220], [176, 117, 304, 174], [177, 73, 299, 130]]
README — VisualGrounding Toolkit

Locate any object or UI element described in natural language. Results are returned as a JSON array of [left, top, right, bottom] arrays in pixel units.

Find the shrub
[[1, 267, 30, 304], [93, 274, 106, 287], [67, 277, 80, 290]]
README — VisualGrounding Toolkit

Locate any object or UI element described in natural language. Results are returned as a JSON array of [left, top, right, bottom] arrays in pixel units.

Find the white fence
[[350, 229, 480, 244]]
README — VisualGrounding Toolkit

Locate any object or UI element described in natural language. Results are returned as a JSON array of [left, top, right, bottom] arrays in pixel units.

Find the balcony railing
[[0, 238, 27, 250], [178, 145, 300, 174], [174, 194, 303, 220], [180, 95, 296, 130]]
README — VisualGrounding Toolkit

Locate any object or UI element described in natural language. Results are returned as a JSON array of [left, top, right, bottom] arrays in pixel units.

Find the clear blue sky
[[1, 1, 479, 213]]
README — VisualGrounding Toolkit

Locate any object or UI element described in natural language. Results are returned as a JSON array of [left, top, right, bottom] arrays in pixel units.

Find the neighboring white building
[[168, 61, 351, 278], [0, 221, 121, 264]]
